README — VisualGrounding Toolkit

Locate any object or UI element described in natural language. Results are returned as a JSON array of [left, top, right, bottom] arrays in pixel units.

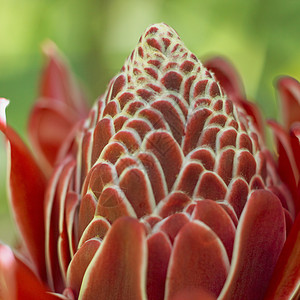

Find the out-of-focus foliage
[[1, 0, 300, 244]]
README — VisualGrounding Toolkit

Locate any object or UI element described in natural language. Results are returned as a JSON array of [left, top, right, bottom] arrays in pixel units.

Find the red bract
[[204, 59, 300, 299], [266, 76, 300, 299], [28, 41, 89, 176], [268, 77, 300, 214], [0, 23, 299, 300]]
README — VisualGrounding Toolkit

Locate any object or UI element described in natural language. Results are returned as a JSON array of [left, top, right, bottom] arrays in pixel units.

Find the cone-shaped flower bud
[[0, 23, 298, 300], [42, 23, 293, 299]]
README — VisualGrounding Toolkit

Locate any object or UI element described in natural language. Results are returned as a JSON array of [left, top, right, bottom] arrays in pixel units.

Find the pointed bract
[[219, 190, 285, 300], [0, 99, 47, 281], [0, 244, 60, 300], [28, 41, 89, 174], [277, 76, 300, 130], [264, 212, 300, 299], [78, 217, 147, 300]]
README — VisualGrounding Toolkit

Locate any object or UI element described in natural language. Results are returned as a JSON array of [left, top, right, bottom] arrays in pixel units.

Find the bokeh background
[[1, 0, 300, 244]]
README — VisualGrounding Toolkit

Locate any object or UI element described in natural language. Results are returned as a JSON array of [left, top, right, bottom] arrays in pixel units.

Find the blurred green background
[[1, 0, 300, 245]]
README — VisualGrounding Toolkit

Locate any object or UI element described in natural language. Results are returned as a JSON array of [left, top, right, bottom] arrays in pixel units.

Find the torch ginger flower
[[0, 23, 299, 300]]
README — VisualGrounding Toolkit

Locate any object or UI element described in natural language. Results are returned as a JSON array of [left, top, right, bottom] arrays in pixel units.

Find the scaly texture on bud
[[41, 24, 292, 299], [77, 23, 292, 216], [0, 23, 298, 300]]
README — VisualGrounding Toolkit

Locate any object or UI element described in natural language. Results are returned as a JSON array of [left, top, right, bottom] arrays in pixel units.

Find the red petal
[[151, 99, 185, 144], [0, 244, 59, 300], [219, 190, 286, 300], [110, 74, 126, 100], [204, 57, 265, 136], [277, 76, 300, 130], [28, 42, 88, 171], [161, 71, 183, 92], [204, 57, 245, 101], [147, 232, 172, 300], [39, 41, 87, 110], [91, 117, 114, 166], [66, 239, 101, 299], [45, 157, 75, 292], [0, 99, 47, 281], [80, 130, 93, 185], [137, 107, 168, 130], [218, 202, 238, 227], [113, 129, 141, 152], [290, 123, 300, 188], [78, 217, 110, 248], [173, 161, 204, 196], [78, 217, 147, 300], [95, 185, 136, 222], [78, 193, 97, 239], [144, 130, 183, 191], [216, 148, 235, 185], [115, 155, 139, 175], [65, 191, 80, 256], [84, 161, 118, 199], [124, 99, 145, 115], [156, 192, 192, 218], [137, 152, 168, 204], [165, 221, 229, 299], [100, 141, 127, 164], [234, 150, 257, 183], [157, 213, 190, 244], [264, 212, 300, 299], [182, 108, 212, 155], [195, 171, 227, 200], [119, 167, 155, 217], [28, 101, 79, 171], [124, 118, 152, 141], [227, 177, 249, 217], [198, 126, 220, 151], [189, 147, 215, 170], [238, 100, 265, 139], [191, 200, 236, 260], [217, 129, 237, 151], [268, 120, 298, 213], [103, 99, 121, 117]]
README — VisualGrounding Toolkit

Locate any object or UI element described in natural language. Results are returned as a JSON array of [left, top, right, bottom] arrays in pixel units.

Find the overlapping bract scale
[[77, 24, 285, 217], [40, 23, 293, 299]]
